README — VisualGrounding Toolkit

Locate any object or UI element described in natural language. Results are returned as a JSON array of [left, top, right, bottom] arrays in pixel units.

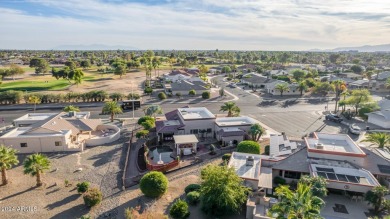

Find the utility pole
[[131, 85, 135, 120]]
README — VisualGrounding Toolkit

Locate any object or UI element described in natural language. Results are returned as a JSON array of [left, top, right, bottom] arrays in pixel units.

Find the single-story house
[[163, 69, 202, 82], [164, 80, 209, 96], [241, 73, 277, 88], [367, 99, 390, 129], [0, 112, 120, 153], [215, 116, 257, 146], [266, 81, 300, 96]]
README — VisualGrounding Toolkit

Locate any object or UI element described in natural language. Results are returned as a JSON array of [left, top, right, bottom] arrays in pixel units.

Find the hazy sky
[[0, 0, 389, 50]]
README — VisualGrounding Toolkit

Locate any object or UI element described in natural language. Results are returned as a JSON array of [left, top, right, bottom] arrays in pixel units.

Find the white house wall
[[182, 119, 215, 135]]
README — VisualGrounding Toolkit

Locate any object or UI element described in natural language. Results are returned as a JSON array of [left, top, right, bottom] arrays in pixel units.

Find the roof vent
[[68, 111, 76, 117], [246, 156, 254, 166], [316, 143, 324, 150]]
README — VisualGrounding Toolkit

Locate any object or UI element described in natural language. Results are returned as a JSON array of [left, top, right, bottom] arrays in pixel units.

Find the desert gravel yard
[[0, 128, 130, 219]]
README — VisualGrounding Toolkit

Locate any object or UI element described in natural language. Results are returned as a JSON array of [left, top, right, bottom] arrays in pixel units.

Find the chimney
[[246, 156, 254, 166]]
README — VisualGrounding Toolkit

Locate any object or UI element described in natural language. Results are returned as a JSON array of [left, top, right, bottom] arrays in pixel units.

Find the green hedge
[[184, 184, 201, 194], [237, 141, 260, 154]]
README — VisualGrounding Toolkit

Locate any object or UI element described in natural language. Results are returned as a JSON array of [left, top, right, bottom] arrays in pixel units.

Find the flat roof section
[[178, 107, 215, 120], [14, 113, 58, 122], [173, 134, 199, 144], [215, 116, 257, 127], [228, 152, 261, 180]]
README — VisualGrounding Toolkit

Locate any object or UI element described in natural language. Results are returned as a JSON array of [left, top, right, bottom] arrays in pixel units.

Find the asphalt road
[[0, 75, 348, 138]]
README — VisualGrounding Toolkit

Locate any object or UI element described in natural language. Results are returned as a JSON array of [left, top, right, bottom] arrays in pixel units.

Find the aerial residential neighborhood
[[1, 1, 390, 219]]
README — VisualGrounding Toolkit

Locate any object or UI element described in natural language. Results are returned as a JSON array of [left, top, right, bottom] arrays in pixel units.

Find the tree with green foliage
[[77, 181, 90, 194], [127, 92, 140, 100], [170, 199, 190, 219], [237, 140, 261, 154], [65, 60, 77, 70], [8, 64, 25, 80], [158, 92, 167, 100], [186, 191, 200, 205], [298, 81, 308, 96], [333, 80, 346, 112], [114, 63, 127, 78], [220, 102, 240, 117], [219, 87, 225, 97], [185, 184, 201, 194], [63, 105, 80, 112], [359, 102, 379, 119], [140, 171, 168, 198], [351, 65, 363, 74], [345, 89, 372, 115], [365, 186, 390, 215], [292, 69, 306, 82], [362, 133, 390, 149], [152, 56, 161, 78], [23, 153, 50, 187], [72, 69, 84, 86], [313, 82, 335, 96], [30, 58, 49, 74], [137, 116, 155, 125], [275, 83, 289, 97], [269, 183, 325, 219], [28, 95, 41, 113], [136, 130, 149, 139], [221, 66, 232, 74], [83, 187, 103, 207], [80, 60, 91, 69], [188, 89, 196, 96], [102, 101, 123, 122], [200, 164, 250, 216], [202, 91, 210, 99], [250, 123, 266, 142], [141, 120, 155, 130], [144, 87, 153, 95], [0, 145, 19, 185], [299, 176, 328, 198]]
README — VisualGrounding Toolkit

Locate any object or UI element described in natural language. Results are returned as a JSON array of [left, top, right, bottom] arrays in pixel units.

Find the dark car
[[325, 114, 343, 123]]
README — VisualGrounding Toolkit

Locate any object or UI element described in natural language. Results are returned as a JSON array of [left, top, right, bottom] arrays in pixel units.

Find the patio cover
[[258, 167, 273, 189], [173, 134, 199, 144]]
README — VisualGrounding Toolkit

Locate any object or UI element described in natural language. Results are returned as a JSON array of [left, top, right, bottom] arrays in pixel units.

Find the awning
[[258, 167, 273, 189], [173, 134, 199, 144]]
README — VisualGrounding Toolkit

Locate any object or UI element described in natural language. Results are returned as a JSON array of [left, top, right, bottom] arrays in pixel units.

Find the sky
[[0, 0, 389, 50]]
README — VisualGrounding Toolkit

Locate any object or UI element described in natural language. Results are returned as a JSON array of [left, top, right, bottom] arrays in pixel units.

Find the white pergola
[[173, 134, 199, 155]]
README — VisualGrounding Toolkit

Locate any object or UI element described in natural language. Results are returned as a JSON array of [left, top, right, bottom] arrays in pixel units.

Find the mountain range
[[312, 43, 390, 52]]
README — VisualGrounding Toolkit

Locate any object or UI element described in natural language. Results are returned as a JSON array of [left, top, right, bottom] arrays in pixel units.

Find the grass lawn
[[0, 79, 71, 92]]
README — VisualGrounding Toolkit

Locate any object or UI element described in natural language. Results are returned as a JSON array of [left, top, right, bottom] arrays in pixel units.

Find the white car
[[349, 124, 361, 135]]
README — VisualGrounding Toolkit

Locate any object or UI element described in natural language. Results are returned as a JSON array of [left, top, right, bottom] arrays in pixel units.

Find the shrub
[[175, 92, 182, 98], [136, 130, 149, 139], [202, 91, 210, 99], [144, 87, 153, 94], [273, 176, 286, 185], [137, 116, 155, 125], [140, 171, 168, 198], [237, 140, 260, 154], [169, 199, 190, 219], [264, 145, 270, 155], [184, 184, 201, 194], [186, 191, 200, 205], [77, 181, 90, 194], [188, 89, 196, 96], [141, 120, 155, 130], [127, 92, 140, 100], [83, 187, 103, 207], [158, 92, 167, 100], [222, 153, 231, 162], [209, 144, 216, 155]]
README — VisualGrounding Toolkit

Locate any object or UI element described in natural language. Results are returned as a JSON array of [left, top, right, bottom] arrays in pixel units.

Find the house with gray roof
[[241, 73, 277, 88], [366, 99, 390, 128], [164, 80, 209, 96]]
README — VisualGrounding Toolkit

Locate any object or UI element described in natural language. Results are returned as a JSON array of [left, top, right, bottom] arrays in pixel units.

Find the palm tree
[[362, 132, 390, 149], [102, 101, 123, 122], [365, 186, 389, 214], [0, 145, 19, 185], [23, 153, 50, 187], [333, 80, 346, 112], [269, 183, 324, 219], [220, 102, 240, 117], [63, 105, 80, 112], [275, 83, 289, 97], [28, 95, 41, 113], [250, 123, 266, 142], [298, 81, 308, 96]]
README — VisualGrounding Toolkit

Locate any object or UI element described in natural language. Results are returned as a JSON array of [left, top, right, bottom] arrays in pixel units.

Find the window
[[55, 141, 62, 146], [207, 128, 212, 133], [190, 129, 198, 134], [284, 171, 301, 179], [279, 170, 283, 176], [20, 143, 27, 147]]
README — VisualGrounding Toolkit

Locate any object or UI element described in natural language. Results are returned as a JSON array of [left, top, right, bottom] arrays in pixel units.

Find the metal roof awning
[[258, 167, 273, 189], [173, 134, 199, 144]]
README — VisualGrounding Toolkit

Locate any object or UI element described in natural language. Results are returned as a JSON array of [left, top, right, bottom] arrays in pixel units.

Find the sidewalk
[[0, 102, 105, 111]]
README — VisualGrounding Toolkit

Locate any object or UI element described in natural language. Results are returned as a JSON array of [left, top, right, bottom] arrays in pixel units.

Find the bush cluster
[[76, 181, 90, 194], [222, 153, 231, 162], [83, 187, 103, 207], [140, 171, 168, 198], [186, 191, 200, 205], [184, 184, 201, 194], [169, 199, 190, 219], [237, 141, 260, 154]]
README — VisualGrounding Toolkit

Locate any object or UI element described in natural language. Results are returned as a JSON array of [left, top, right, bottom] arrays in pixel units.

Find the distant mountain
[[53, 44, 138, 50], [323, 44, 390, 52]]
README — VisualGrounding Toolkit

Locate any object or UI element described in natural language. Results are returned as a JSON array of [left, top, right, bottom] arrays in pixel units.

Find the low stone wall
[[144, 145, 179, 172], [85, 124, 120, 146]]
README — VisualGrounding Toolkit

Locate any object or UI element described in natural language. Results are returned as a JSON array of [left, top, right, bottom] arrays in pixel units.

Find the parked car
[[325, 114, 343, 123], [349, 124, 361, 135]]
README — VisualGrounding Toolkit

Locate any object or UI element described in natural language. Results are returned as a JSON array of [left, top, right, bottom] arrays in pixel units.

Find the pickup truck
[[325, 114, 343, 123]]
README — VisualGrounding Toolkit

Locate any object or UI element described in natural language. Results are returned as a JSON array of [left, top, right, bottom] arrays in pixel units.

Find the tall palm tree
[[275, 83, 289, 97], [220, 102, 240, 117], [250, 123, 266, 142], [332, 80, 346, 112], [23, 153, 50, 187], [102, 101, 123, 122], [298, 81, 308, 96], [362, 132, 390, 149], [269, 183, 325, 219], [63, 105, 80, 112], [0, 145, 19, 185]]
